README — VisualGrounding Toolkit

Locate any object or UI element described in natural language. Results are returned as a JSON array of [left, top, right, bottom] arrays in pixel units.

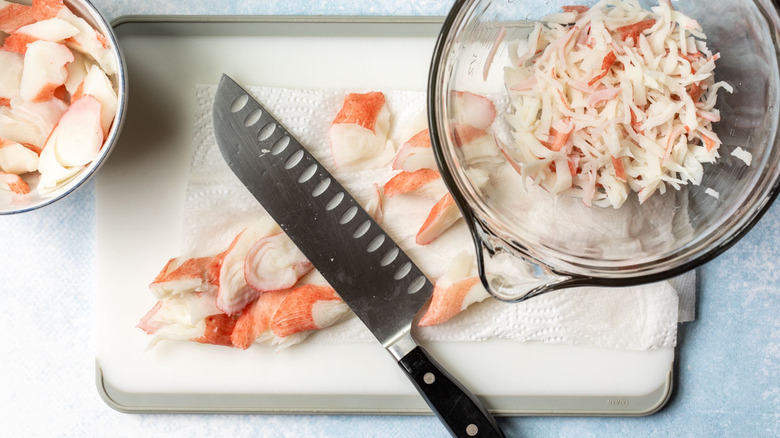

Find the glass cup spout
[[472, 220, 585, 302]]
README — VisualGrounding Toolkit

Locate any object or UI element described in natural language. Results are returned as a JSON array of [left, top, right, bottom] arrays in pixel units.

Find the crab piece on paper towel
[[329, 91, 394, 169], [383, 168, 447, 200], [392, 128, 437, 172], [416, 193, 461, 246], [244, 232, 313, 293], [137, 290, 226, 349], [232, 281, 350, 350], [419, 251, 491, 327], [216, 218, 281, 315], [148, 254, 222, 299], [364, 182, 384, 224]]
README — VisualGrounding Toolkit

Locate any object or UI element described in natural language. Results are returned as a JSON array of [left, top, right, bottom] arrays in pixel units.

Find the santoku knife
[[213, 74, 504, 438]]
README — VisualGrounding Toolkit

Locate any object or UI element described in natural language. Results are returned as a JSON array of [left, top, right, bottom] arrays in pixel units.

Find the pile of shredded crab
[[501, 0, 740, 208]]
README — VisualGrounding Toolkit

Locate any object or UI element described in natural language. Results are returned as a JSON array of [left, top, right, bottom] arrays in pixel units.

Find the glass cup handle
[[473, 223, 576, 301]]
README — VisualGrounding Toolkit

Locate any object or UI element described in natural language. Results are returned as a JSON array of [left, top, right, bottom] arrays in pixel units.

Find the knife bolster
[[386, 331, 418, 360]]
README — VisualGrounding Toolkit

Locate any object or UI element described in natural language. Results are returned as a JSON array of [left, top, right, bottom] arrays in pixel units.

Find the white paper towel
[[181, 84, 684, 350]]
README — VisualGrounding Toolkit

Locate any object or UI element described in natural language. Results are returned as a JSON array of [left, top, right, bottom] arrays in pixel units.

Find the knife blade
[[213, 74, 504, 438]]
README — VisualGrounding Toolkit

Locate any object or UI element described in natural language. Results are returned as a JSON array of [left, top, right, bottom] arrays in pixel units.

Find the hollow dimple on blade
[[212, 74, 433, 346]]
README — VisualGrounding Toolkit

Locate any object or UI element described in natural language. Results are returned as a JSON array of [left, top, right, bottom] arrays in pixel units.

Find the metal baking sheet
[[95, 15, 675, 416]]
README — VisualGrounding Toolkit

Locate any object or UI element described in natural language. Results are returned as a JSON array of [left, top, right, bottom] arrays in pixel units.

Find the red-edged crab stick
[[329, 91, 393, 169]]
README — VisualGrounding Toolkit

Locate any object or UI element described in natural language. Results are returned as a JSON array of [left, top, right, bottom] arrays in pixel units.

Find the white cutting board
[[95, 17, 674, 414]]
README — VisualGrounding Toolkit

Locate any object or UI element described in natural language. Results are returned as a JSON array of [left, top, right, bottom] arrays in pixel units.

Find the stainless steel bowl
[[0, 0, 127, 214], [429, 0, 780, 300]]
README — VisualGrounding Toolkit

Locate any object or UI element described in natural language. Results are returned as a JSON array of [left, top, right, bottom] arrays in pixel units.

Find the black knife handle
[[398, 346, 505, 438]]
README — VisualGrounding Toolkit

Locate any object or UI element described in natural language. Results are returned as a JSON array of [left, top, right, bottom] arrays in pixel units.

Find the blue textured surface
[[0, 1, 777, 437]]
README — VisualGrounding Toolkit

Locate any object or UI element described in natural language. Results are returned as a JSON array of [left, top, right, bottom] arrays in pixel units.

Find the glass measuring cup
[[428, 0, 780, 301]]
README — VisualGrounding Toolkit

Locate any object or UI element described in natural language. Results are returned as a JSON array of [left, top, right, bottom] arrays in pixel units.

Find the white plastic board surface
[[95, 17, 674, 415]]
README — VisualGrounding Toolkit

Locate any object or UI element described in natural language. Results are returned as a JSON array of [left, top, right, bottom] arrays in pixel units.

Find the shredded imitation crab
[[503, 0, 733, 208]]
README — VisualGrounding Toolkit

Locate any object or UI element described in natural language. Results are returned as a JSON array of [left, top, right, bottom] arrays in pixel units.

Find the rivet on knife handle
[[212, 74, 505, 438]]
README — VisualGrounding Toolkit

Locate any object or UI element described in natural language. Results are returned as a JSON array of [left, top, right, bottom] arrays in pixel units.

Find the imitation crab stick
[[231, 284, 349, 350], [588, 51, 617, 86], [383, 168, 447, 200], [0, 0, 34, 34], [230, 288, 293, 350], [137, 291, 224, 349], [19, 40, 73, 102], [364, 182, 384, 224], [0, 137, 38, 174], [418, 251, 490, 327], [191, 314, 239, 347], [420, 278, 483, 326], [43, 95, 103, 167], [1, 82, 68, 151], [392, 128, 437, 172], [73, 65, 118, 136], [36, 132, 82, 192], [31, 0, 117, 75], [216, 219, 281, 315], [35, 94, 101, 191], [451, 123, 488, 146], [483, 25, 506, 81], [270, 284, 348, 339], [416, 193, 461, 246], [451, 123, 500, 163], [244, 232, 313, 293], [0, 50, 23, 106], [136, 301, 163, 334], [617, 19, 656, 45], [449, 91, 496, 130], [63, 51, 89, 95], [2, 17, 79, 53], [32, 0, 67, 20], [0, 170, 29, 194], [148, 255, 222, 299], [329, 91, 393, 169]]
